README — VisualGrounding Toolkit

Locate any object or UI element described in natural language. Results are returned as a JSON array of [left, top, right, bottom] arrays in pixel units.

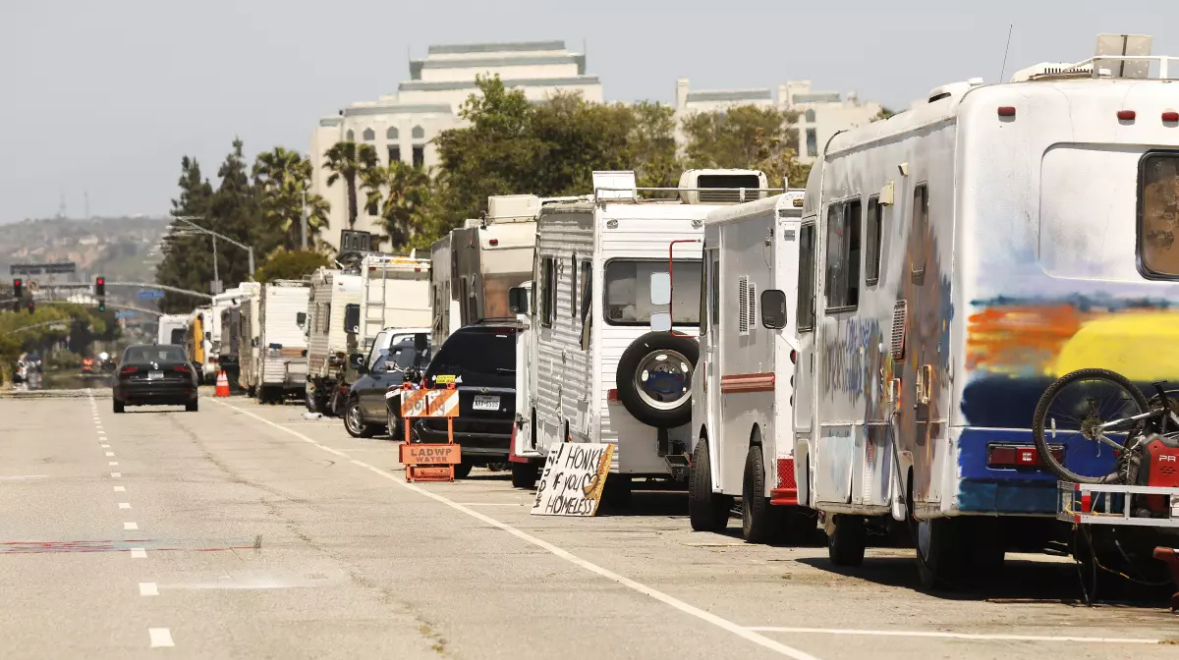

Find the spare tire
[[615, 331, 698, 428]]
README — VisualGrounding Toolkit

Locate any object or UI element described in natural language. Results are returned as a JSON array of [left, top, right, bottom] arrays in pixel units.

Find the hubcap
[[633, 349, 692, 411], [347, 404, 362, 432]]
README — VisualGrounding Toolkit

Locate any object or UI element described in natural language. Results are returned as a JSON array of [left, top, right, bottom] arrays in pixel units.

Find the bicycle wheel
[[1031, 368, 1148, 484]]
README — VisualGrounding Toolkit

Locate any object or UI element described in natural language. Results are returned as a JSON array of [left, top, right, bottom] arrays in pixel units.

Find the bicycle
[[1031, 368, 1179, 485]]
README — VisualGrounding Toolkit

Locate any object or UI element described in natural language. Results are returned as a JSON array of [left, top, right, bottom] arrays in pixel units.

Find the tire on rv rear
[[615, 331, 699, 429]]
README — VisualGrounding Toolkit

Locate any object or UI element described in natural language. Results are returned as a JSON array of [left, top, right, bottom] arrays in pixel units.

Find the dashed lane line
[[130, 548, 147, 559], [139, 583, 158, 596], [118, 503, 131, 509], [215, 400, 823, 660], [114, 486, 125, 492], [149, 628, 174, 648], [124, 522, 139, 531], [111, 472, 121, 478]]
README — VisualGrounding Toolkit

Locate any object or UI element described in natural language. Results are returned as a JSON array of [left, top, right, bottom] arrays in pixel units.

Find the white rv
[[157, 314, 188, 346], [796, 36, 1179, 587], [686, 191, 808, 541], [356, 253, 431, 353], [255, 280, 309, 403], [305, 268, 362, 413], [430, 195, 553, 348], [234, 282, 263, 395], [522, 170, 770, 501]]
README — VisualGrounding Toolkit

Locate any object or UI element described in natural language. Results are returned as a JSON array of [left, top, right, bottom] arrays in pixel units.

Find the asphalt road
[[1, 390, 1176, 659]]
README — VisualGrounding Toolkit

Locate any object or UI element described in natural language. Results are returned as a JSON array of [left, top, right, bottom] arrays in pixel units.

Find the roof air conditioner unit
[[678, 169, 768, 205], [487, 194, 541, 222]]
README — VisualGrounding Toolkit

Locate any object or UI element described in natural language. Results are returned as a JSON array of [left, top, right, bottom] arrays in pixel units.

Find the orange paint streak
[[966, 305, 1084, 374]]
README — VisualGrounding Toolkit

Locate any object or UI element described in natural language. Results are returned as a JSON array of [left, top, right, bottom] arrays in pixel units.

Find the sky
[[1, 0, 1176, 222]]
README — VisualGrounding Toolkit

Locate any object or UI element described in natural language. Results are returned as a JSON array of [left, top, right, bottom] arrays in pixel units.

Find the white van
[[157, 314, 188, 346], [356, 253, 431, 354], [688, 191, 808, 542], [522, 169, 770, 502]]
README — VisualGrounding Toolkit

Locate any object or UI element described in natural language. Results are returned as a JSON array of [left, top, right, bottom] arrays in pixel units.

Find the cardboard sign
[[400, 443, 461, 465], [530, 443, 614, 517], [400, 389, 459, 418]]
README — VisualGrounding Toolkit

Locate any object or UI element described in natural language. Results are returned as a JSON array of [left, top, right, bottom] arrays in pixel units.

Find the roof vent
[[1009, 62, 1098, 82], [678, 169, 768, 205], [926, 79, 983, 104], [486, 195, 541, 223]]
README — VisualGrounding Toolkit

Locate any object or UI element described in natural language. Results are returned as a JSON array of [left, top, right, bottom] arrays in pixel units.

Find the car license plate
[[148, 370, 164, 381], [472, 395, 500, 411]]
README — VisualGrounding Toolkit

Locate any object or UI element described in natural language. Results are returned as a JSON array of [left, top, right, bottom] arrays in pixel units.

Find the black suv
[[412, 320, 519, 477]]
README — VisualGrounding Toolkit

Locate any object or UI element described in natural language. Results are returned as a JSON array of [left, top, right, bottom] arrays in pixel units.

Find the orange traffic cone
[[215, 370, 230, 398]]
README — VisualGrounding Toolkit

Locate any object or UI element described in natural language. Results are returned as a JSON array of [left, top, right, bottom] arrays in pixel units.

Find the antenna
[[998, 24, 1014, 83]]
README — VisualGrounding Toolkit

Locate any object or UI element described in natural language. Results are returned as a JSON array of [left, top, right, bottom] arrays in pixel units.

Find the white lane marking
[[217, 400, 822, 660], [114, 486, 126, 492], [139, 582, 158, 596], [124, 522, 139, 530], [101, 444, 110, 448], [118, 503, 131, 509], [130, 548, 147, 559], [149, 628, 174, 648], [455, 502, 523, 506], [111, 472, 121, 478], [109, 462, 119, 466], [0, 475, 49, 481], [746, 627, 1163, 645], [105, 452, 115, 457]]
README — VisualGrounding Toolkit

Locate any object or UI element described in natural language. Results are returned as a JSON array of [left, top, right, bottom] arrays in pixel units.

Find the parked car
[[112, 344, 199, 413], [343, 334, 431, 439], [411, 320, 519, 478]]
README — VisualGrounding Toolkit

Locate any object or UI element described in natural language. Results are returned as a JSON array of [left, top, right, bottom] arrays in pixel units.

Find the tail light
[[987, 443, 1063, 468], [119, 367, 139, 377], [174, 364, 191, 374]]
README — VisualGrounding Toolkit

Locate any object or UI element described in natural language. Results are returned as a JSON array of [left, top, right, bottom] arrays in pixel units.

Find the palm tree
[[253, 147, 331, 250], [322, 142, 377, 229], [380, 162, 435, 248]]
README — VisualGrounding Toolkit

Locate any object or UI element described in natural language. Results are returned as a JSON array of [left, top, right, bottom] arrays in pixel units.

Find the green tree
[[322, 141, 378, 229], [873, 106, 897, 122], [360, 161, 437, 249], [253, 147, 330, 250], [253, 249, 331, 283], [156, 156, 215, 314], [682, 104, 808, 189], [627, 101, 681, 188]]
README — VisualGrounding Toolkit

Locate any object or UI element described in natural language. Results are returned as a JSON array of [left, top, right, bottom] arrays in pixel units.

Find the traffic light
[[98, 301, 106, 312], [95, 277, 105, 297], [13, 278, 22, 299]]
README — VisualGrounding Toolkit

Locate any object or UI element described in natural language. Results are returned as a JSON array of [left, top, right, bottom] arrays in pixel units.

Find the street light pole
[[173, 216, 257, 280]]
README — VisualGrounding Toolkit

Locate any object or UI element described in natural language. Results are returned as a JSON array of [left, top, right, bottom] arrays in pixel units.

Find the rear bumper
[[414, 419, 512, 458], [114, 384, 197, 405]]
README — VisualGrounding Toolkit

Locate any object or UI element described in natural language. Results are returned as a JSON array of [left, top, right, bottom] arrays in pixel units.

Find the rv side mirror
[[649, 272, 671, 306], [205, 331, 212, 341], [414, 333, 428, 354], [508, 287, 529, 315], [650, 312, 672, 332], [760, 289, 788, 329], [343, 304, 360, 334], [296, 312, 307, 330]]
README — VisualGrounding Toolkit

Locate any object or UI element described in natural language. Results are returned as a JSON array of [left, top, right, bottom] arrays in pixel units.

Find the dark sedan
[[112, 344, 199, 413], [344, 335, 431, 439]]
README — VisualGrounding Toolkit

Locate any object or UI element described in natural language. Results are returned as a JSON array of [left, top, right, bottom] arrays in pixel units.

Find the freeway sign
[[137, 290, 165, 300]]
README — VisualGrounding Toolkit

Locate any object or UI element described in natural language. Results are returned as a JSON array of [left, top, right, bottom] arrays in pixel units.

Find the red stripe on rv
[[720, 372, 775, 394]]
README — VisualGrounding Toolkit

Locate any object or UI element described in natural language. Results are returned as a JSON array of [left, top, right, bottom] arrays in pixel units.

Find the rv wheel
[[742, 445, 783, 544], [615, 331, 699, 429], [689, 438, 733, 532], [827, 515, 866, 567]]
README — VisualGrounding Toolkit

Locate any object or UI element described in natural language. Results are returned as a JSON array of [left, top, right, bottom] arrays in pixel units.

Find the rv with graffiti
[[687, 191, 810, 543], [795, 36, 1179, 587]]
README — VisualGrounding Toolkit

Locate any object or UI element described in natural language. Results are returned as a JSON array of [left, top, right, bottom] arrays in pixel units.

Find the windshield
[[603, 259, 701, 326], [426, 327, 516, 382], [389, 339, 432, 370], [123, 345, 187, 364]]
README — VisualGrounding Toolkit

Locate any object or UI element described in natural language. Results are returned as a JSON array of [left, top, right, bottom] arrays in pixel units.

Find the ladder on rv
[[360, 251, 417, 352]]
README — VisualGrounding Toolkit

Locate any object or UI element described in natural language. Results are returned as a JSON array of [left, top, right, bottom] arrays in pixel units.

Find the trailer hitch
[[1153, 547, 1179, 612]]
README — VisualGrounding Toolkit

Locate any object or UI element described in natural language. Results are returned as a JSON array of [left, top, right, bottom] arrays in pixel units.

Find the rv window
[[603, 259, 701, 326], [710, 252, 719, 331], [866, 197, 883, 285], [698, 253, 709, 336], [542, 257, 555, 328], [570, 253, 578, 317], [825, 199, 862, 311], [580, 259, 592, 323], [912, 184, 928, 279], [1140, 152, 1179, 277], [797, 224, 816, 332], [169, 328, 185, 345]]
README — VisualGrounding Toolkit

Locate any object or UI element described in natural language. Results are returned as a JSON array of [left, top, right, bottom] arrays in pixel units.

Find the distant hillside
[[0, 216, 169, 284]]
